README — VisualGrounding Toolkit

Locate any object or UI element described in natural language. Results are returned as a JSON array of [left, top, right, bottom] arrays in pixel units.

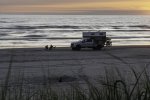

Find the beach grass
[[1, 48, 150, 100], [0, 63, 150, 100]]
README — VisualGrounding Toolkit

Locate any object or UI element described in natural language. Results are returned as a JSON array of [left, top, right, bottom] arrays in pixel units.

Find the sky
[[0, 0, 150, 14]]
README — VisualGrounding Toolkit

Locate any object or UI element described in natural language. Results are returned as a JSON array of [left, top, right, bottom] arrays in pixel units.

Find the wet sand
[[0, 46, 150, 85]]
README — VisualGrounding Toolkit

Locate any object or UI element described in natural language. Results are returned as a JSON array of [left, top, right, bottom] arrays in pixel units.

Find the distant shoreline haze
[[0, 10, 150, 15]]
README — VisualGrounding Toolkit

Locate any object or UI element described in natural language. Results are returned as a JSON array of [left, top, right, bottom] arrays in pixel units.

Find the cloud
[[0, 0, 149, 5], [0, 0, 150, 14]]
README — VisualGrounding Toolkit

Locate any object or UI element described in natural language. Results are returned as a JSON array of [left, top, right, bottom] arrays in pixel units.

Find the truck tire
[[93, 47, 97, 50], [72, 47, 76, 50], [76, 45, 81, 51], [97, 45, 103, 50], [93, 45, 102, 50]]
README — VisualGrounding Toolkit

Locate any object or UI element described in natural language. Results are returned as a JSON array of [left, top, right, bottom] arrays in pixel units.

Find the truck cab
[[71, 31, 110, 50], [79, 38, 94, 47]]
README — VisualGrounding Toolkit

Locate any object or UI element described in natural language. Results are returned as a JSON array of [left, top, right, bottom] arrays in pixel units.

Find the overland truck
[[71, 31, 112, 50]]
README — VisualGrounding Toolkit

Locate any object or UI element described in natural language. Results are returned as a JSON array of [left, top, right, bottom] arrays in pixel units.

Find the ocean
[[0, 15, 150, 48]]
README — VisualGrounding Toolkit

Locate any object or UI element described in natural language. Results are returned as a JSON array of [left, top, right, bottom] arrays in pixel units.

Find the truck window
[[86, 39, 92, 42]]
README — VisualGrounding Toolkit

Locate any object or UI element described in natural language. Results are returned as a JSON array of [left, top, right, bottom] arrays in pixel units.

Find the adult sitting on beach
[[49, 44, 56, 50], [45, 45, 48, 50], [49, 45, 53, 50]]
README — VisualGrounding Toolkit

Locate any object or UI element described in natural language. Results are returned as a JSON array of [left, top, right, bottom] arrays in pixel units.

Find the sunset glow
[[0, 0, 150, 14]]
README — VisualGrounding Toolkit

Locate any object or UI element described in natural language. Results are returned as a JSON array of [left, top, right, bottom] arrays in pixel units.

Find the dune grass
[[0, 50, 150, 100], [0, 64, 150, 100]]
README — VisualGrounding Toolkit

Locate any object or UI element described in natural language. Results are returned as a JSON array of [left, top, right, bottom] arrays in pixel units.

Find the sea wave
[[0, 36, 150, 40], [0, 15, 150, 47], [0, 21, 8, 23], [128, 25, 150, 29], [0, 25, 81, 29], [0, 25, 150, 32], [23, 35, 47, 38]]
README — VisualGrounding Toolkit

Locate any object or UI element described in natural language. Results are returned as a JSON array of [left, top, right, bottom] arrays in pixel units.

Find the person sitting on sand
[[45, 45, 48, 50], [49, 44, 53, 50]]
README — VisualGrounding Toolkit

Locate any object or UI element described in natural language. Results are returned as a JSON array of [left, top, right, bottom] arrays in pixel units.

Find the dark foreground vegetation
[[0, 50, 150, 100], [0, 64, 150, 100]]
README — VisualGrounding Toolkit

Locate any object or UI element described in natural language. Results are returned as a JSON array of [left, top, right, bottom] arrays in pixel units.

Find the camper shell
[[83, 31, 106, 42]]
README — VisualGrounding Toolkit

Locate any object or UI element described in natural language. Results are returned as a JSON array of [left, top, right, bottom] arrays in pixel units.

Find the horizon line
[[1, 11, 150, 15]]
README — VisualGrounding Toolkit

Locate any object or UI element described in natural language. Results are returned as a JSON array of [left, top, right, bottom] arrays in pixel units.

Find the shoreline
[[0, 45, 150, 50]]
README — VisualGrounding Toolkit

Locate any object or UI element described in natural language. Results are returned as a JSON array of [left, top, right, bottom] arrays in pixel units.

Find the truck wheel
[[93, 45, 102, 50], [76, 45, 81, 51], [72, 47, 76, 50], [93, 47, 97, 50], [97, 45, 102, 50]]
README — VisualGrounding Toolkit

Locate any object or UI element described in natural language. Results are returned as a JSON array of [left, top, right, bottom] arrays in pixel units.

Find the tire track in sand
[[103, 50, 129, 65]]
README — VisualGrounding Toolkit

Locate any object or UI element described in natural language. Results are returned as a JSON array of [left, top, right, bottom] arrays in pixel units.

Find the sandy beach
[[0, 46, 150, 86]]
